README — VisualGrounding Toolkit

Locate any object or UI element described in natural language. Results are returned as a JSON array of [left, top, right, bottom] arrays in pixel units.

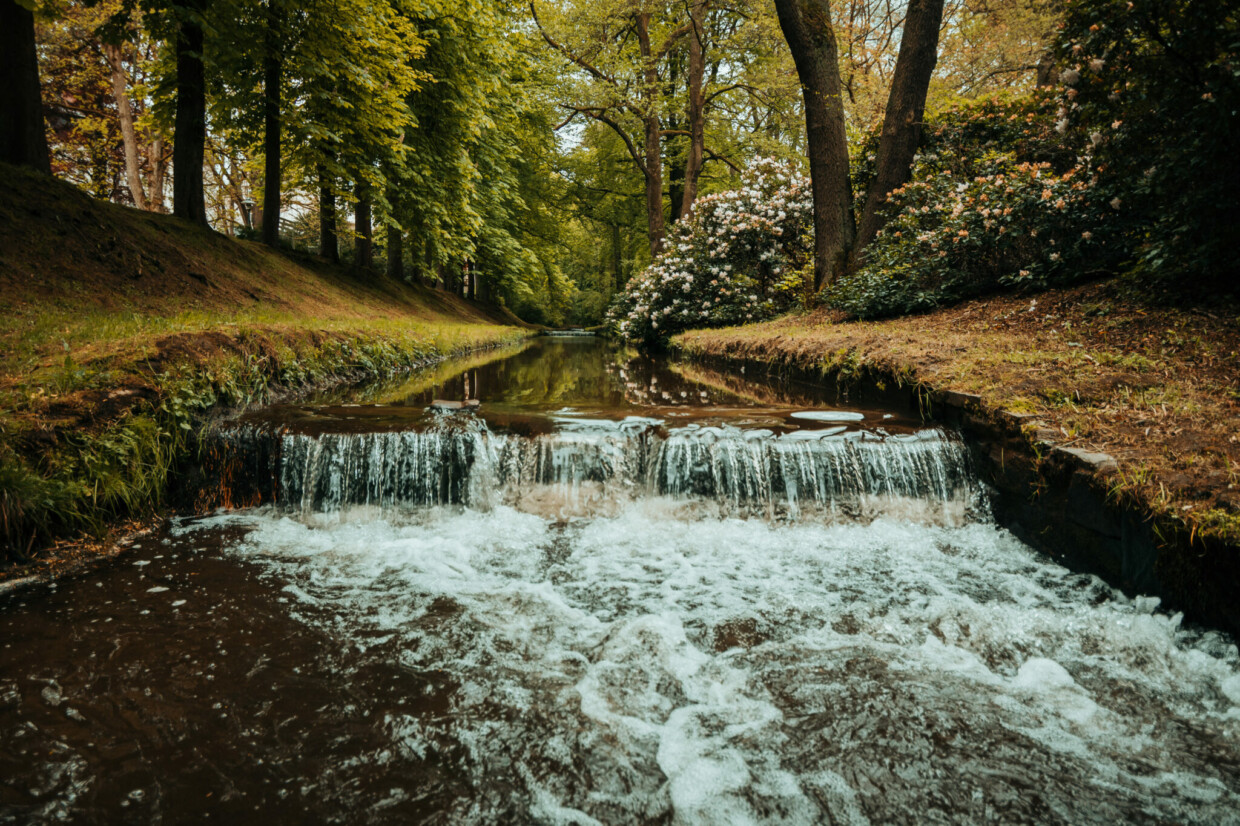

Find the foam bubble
[[181, 504, 1240, 823]]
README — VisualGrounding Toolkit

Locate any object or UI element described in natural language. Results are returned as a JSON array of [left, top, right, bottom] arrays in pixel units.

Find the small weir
[[219, 416, 974, 519], [2, 336, 1239, 824]]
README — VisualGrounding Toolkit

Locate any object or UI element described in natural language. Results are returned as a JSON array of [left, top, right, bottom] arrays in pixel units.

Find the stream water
[[2, 336, 1239, 824]]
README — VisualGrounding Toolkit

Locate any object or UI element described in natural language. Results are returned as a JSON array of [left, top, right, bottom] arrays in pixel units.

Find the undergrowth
[[0, 327, 527, 562]]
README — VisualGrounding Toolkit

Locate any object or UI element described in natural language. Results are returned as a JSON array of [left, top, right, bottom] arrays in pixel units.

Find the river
[[2, 336, 1238, 824]]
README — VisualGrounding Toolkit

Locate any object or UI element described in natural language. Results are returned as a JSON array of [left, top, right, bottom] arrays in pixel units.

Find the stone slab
[[429, 399, 481, 411], [1053, 445, 1119, 474]]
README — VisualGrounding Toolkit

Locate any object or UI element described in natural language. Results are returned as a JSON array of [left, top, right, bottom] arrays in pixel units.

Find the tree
[[98, 1, 169, 212], [260, 0, 281, 246], [774, 0, 945, 287], [772, 0, 854, 289], [171, 0, 208, 223], [1, 0, 52, 172], [102, 41, 148, 209], [318, 162, 337, 261], [854, 0, 945, 251], [532, 0, 694, 257]]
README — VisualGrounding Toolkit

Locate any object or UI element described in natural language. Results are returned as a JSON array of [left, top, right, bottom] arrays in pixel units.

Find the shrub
[[606, 158, 812, 345], [1054, 0, 1240, 292], [830, 95, 1124, 318]]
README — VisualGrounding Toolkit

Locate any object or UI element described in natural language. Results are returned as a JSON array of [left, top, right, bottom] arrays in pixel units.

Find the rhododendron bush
[[1053, 0, 1239, 290], [829, 95, 1123, 319], [606, 158, 812, 345]]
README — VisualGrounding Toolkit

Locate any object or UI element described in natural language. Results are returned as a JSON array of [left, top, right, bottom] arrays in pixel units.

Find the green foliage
[[607, 158, 811, 345], [0, 327, 523, 560], [1054, 0, 1240, 292], [830, 95, 1122, 318]]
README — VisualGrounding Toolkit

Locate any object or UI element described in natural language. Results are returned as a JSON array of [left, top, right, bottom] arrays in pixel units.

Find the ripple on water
[[141, 503, 1240, 825]]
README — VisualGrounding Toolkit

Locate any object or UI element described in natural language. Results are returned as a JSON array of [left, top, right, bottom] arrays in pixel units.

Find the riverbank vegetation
[[0, 165, 527, 565], [2, 0, 1236, 559], [676, 281, 1240, 545]]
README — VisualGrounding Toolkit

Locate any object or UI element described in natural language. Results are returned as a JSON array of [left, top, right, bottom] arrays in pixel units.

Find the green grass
[[0, 165, 534, 563], [1, 323, 529, 561]]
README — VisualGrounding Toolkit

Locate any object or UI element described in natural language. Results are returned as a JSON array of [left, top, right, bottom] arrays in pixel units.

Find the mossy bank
[[0, 164, 530, 573]]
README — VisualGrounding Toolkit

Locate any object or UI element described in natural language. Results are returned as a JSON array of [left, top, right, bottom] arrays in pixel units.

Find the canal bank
[[0, 166, 532, 577], [673, 279, 1240, 637]]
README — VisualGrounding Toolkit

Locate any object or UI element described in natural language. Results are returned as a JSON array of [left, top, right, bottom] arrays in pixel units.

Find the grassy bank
[[675, 280, 1240, 546], [0, 164, 530, 567]]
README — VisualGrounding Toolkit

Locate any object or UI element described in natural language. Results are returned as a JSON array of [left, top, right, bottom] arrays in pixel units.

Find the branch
[[530, 1, 620, 86], [703, 82, 766, 106], [704, 148, 741, 174], [655, 21, 696, 59], [563, 104, 649, 178]]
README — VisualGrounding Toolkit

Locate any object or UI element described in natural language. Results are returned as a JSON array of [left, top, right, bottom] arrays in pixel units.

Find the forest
[[6, 0, 1234, 331], [4, 2, 1240, 822]]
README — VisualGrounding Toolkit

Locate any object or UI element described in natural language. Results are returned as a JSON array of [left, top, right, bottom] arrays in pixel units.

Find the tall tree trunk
[[666, 55, 684, 224], [668, 153, 686, 224], [681, 0, 707, 219], [611, 222, 622, 292], [318, 166, 338, 262], [355, 182, 372, 269], [148, 138, 167, 212], [476, 264, 489, 303], [386, 222, 402, 279], [172, 0, 208, 224], [854, 0, 944, 252], [635, 12, 666, 258], [0, 0, 51, 172], [103, 43, 147, 210], [261, 0, 282, 247], [773, 0, 854, 290], [1034, 51, 1056, 88]]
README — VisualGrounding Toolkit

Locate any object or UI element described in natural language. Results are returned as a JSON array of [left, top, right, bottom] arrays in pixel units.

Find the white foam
[[184, 503, 1240, 823]]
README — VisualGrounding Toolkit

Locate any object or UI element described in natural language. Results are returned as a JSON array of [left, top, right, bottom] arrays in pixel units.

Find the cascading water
[[251, 414, 976, 520], [2, 336, 1238, 825]]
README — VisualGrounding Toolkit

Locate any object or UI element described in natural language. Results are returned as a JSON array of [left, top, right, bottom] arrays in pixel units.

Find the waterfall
[[212, 413, 977, 520]]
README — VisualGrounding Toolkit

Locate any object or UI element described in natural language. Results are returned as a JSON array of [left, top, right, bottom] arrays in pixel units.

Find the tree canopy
[[8, 0, 1231, 329]]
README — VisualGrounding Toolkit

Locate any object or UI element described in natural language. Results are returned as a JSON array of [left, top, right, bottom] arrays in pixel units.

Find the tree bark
[[148, 138, 167, 212], [172, 0, 208, 224], [773, 0, 855, 290], [318, 165, 338, 262], [386, 222, 402, 279], [854, 0, 944, 252], [635, 12, 666, 258], [355, 182, 372, 269], [0, 0, 51, 173], [680, 0, 707, 219], [476, 264, 489, 303], [261, 0, 282, 247], [611, 222, 622, 292], [103, 43, 147, 210]]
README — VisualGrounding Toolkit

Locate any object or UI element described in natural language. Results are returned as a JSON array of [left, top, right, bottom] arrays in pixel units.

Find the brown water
[[3, 337, 1239, 825], [236, 334, 925, 436]]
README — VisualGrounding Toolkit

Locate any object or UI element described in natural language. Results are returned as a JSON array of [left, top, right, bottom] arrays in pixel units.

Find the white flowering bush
[[606, 158, 812, 345]]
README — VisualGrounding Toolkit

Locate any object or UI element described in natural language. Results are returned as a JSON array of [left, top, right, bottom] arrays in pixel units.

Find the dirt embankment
[[0, 163, 531, 573], [676, 281, 1240, 546], [0, 161, 530, 429]]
